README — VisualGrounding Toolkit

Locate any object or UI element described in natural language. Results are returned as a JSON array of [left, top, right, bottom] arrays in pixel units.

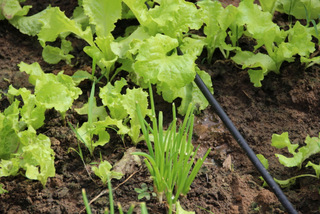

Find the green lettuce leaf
[[158, 67, 213, 115], [0, 159, 20, 177], [0, 101, 20, 160], [9, 6, 49, 36], [99, 78, 128, 120], [271, 132, 320, 168], [306, 161, 320, 178], [82, 0, 121, 77], [111, 26, 150, 59], [258, 0, 278, 14], [18, 131, 55, 186], [100, 117, 130, 135], [176, 201, 195, 214], [42, 39, 74, 64], [134, 34, 195, 88], [83, 34, 117, 79], [256, 154, 269, 187], [301, 55, 320, 68], [0, 183, 8, 194], [232, 51, 277, 87], [99, 78, 150, 143], [76, 121, 111, 154], [0, 0, 30, 20], [237, 0, 286, 52], [37, 7, 94, 47], [121, 87, 149, 143], [18, 62, 82, 116], [276, 0, 320, 19], [8, 86, 46, 130], [74, 91, 131, 154], [122, 0, 151, 30], [71, 70, 94, 85], [198, 0, 239, 61], [286, 21, 315, 57], [131, 35, 211, 115], [75, 97, 108, 122], [148, 0, 202, 38], [230, 0, 316, 88], [82, 0, 122, 37], [0, 102, 55, 186], [71, 5, 90, 30], [271, 132, 299, 154], [180, 37, 205, 59], [32, 2, 120, 75], [123, 0, 202, 39]]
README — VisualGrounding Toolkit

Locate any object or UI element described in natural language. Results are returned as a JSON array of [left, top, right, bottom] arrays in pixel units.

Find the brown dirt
[[1, 0, 320, 214]]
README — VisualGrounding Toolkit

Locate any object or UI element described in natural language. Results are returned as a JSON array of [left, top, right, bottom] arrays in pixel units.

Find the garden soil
[[1, 0, 320, 213]]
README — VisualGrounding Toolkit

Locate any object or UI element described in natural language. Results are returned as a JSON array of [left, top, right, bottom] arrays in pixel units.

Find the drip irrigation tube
[[194, 74, 298, 214]]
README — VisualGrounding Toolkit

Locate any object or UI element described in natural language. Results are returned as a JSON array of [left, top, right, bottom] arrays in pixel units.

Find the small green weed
[[134, 183, 156, 200]]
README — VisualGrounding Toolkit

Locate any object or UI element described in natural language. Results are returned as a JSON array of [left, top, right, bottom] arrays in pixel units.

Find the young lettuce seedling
[[257, 132, 320, 188], [91, 160, 123, 185]]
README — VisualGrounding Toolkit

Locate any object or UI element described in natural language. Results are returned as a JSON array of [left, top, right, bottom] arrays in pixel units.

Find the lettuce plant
[[73, 77, 150, 155], [197, 0, 241, 62], [116, 0, 213, 114], [0, 61, 82, 186], [231, 0, 316, 87], [271, 132, 320, 169], [0, 93, 55, 187], [4, 0, 213, 115], [259, 0, 320, 20], [122, 0, 202, 40], [18, 62, 82, 119], [91, 160, 123, 185], [2, 0, 119, 80], [258, 132, 320, 188], [0, 60, 84, 186]]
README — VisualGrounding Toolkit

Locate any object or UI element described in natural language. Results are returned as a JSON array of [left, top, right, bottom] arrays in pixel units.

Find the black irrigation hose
[[194, 74, 298, 214]]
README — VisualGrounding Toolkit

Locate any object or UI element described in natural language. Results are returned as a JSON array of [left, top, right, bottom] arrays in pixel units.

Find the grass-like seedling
[[82, 178, 148, 214], [133, 86, 210, 214]]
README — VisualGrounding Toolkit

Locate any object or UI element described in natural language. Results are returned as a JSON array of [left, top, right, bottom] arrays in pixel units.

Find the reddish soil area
[[1, 0, 320, 213]]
